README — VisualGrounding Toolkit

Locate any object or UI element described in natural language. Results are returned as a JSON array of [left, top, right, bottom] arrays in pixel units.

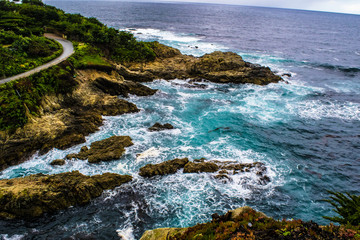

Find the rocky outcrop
[[138, 158, 270, 184], [148, 123, 174, 132], [139, 158, 189, 177], [0, 171, 132, 219], [50, 159, 65, 166], [121, 43, 282, 85], [92, 77, 157, 97], [66, 136, 133, 163], [140, 206, 356, 240]]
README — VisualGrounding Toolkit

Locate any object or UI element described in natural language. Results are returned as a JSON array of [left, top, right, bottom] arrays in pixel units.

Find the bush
[[323, 191, 360, 226]]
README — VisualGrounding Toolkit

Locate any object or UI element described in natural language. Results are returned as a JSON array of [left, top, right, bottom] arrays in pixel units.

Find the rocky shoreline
[[0, 171, 132, 219], [0, 44, 282, 220], [139, 206, 358, 240]]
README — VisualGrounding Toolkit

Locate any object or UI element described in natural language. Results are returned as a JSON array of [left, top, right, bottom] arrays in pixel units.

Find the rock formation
[[66, 136, 133, 163], [148, 123, 174, 132], [0, 171, 132, 219]]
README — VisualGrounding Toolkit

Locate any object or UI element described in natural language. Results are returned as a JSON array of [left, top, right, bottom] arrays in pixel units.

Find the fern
[[323, 191, 360, 226]]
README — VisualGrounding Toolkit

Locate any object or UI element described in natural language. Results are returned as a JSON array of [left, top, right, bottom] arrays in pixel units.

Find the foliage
[[0, 33, 62, 77], [323, 191, 360, 226], [68, 43, 111, 69], [0, 62, 76, 130], [0, 0, 156, 63], [169, 208, 360, 240]]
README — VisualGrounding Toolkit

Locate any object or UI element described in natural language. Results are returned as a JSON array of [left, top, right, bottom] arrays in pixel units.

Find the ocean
[[1, 1, 360, 239]]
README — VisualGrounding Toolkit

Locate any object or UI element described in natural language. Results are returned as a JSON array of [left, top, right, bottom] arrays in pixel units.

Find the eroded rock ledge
[[66, 136, 133, 163], [140, 206, 356, 240], [139, 158, 270, 184], [121, 44, 282, 85], [0, 171, 132, 219]]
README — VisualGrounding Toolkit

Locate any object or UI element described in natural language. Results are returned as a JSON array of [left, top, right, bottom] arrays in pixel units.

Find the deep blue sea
[[1, 1, 360, 239]]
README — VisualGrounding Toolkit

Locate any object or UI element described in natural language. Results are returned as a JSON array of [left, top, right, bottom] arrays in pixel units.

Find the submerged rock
[[0, 171, 132, 219], [139, 158, 189, 177], [50, 159, 65, 166], [66, 136, 133, 163], [148, 123, 174, 132]]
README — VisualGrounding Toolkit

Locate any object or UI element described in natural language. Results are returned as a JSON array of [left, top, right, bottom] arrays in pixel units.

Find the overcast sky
[[157, 0, 360, 15]]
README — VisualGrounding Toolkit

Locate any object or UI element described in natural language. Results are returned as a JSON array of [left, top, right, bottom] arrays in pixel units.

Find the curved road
[[0, 35, 74, 85]]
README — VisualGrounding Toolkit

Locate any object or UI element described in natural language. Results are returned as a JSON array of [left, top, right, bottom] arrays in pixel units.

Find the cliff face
[[0, 70, 153, 170]]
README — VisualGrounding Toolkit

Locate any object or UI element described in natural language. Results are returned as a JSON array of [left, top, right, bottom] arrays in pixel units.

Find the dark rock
[[282, 73, 292, 77], [148, 123, 174, 132], [66, 136, 133, 163], [183, 161, 219, 173], [139, 158, 189, 177], [50, 159, 65, 166], [92, 77, 157, 97], [0, 171, 132, 219]]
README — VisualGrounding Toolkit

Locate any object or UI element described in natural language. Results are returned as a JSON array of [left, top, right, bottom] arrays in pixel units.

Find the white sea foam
[[121, 28, 228, 56], [116, 226, 135, 240], [288, 100, 360, 121], [0, 234, 25, 240]]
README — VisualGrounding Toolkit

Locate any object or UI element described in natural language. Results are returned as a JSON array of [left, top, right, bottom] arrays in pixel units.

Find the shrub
[[323, 191, 360, 226]]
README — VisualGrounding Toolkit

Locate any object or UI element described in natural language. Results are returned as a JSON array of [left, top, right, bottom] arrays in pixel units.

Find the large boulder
[[66, 136, 133, 163], [139, 158, 189, 177], [0, 171, 132, 219]]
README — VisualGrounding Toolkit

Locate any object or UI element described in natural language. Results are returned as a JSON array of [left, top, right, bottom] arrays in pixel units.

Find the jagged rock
[[139, 158, 189, 177], [183, 161, 219, 173], [66, 136, 133, 163], [0, 171, 132, 219], [148, 123, 174, 132], [122, 43, 282, 85], [50, 159, 65, 166], [92, 77, 157, 97]]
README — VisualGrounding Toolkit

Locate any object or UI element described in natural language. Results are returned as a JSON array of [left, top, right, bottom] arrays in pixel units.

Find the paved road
[[0, 35, 74, 85]]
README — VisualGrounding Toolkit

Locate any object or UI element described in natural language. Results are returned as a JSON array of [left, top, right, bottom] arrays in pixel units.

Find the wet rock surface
[[139, 158, 189, 177], [0, 171, 132, 219], [139, 158, 270, 184], [50, 159, 65, 166], [66, 136, 133, 163], [148, 123, 174, 132]]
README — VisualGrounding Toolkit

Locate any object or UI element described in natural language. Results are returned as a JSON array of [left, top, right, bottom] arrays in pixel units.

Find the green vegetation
[[323, 191, 360, 226], [0, 32, 62, 77], [0, 63, 76, 130], [170, 207, 360, 240], [69, 43, 111, 69], [0, 0, 155, 64], [0, 0, 158, 130]]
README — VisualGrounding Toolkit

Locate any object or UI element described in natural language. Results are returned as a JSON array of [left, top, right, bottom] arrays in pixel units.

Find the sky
[[157, 0, 360, 15]]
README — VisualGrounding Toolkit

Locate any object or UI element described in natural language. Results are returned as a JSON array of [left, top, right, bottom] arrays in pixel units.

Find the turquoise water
[[1, 2, 360, 239]]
